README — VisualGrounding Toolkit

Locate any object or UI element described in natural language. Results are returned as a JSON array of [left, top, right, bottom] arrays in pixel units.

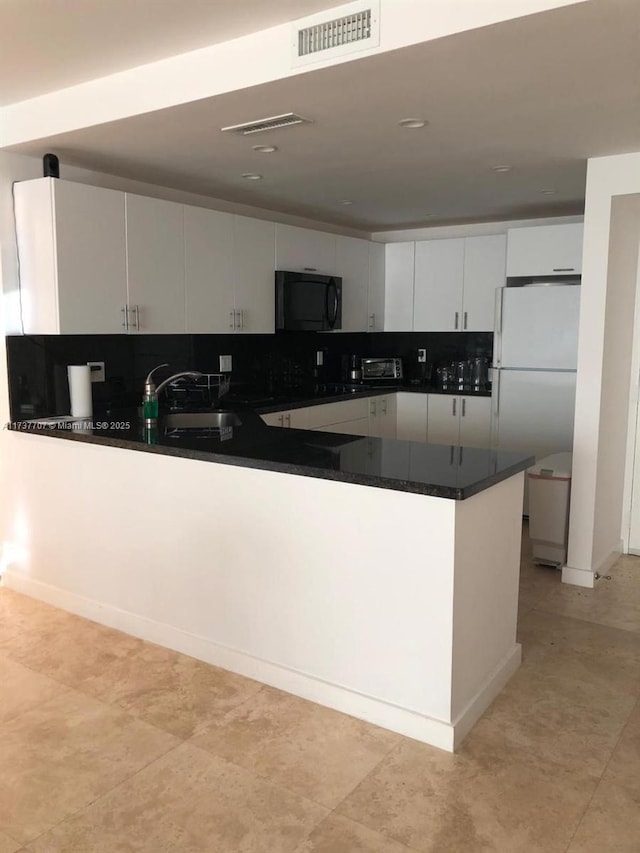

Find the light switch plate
[[418, 349, 427, 363], [87, 361, 105, 382], [219, 355, 232, 372]]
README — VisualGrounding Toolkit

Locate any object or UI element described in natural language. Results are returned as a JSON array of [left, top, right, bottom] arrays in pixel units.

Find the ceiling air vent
[[292, 0, 380, 67], [221, 113, 312, 135]]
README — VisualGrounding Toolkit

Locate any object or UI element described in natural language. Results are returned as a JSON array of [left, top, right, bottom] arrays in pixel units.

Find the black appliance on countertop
[[275, 271, 342, 331]]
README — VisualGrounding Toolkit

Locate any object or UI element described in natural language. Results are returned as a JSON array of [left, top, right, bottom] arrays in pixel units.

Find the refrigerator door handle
[[493, 370, 501, 417], [493, 287, 504, 368]]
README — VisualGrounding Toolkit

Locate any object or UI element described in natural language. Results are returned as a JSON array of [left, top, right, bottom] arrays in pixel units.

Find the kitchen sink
[[162, 411, 242, 429]]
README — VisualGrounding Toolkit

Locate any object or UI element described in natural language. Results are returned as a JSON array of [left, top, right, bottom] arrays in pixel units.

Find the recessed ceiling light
[[492, 165, 512, 173], [338, 199, 354, 205], [398, 118, 428, 129], [252, 145, 278, 153], [540, 188, 557, 195], [241, 173, 263, 181]]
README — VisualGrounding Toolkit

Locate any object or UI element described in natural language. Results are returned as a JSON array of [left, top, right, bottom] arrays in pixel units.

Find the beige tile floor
[[1, 527, 639, 852]]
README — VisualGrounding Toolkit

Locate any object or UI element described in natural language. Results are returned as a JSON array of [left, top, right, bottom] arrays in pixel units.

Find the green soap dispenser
[[142, 363, 169, 427]]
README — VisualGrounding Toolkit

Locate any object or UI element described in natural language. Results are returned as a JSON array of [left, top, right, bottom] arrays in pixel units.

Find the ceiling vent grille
[[292, 0, 380, 67], [221, 113, 312, 135], [298, 9, 371, 56]]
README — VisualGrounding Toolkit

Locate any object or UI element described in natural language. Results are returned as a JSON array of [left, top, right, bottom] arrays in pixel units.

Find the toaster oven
[[361, 357, 403, 381]]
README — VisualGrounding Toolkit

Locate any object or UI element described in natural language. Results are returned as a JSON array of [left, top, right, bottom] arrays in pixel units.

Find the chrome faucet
[[142, 363, 203, 424]]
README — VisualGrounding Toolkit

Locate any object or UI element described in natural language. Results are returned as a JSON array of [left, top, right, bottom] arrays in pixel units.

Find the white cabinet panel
[[368, 241, 385, 332], [233, 216, 275, 333], [336, 235, 369, 332], [458, 396, 492, 448], [462, 235, 506, 332], [126, 194, 185, 333], [276, 224, 336, 274], [14, 178, 127, 334], [184, 206, 234, 333], [384, 242, 414, 331], [369, 395, 397, 438], [427, 394, 460, 445], [414, 238, 464, 331], [305, 398, 369, 429], [314, 418, 369, 436], [396, 393, 428, 442], [506, 223, 584, 277]]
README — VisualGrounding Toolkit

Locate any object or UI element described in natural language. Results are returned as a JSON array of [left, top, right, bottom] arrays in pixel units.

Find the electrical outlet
[[418, 349, 427, 363], [316, 350, 324, 367], [87, 361, 105, 382], [219, 355, 232, 372]]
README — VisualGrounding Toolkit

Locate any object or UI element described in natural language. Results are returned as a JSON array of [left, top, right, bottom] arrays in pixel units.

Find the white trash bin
[[527, 452, 572, 568]]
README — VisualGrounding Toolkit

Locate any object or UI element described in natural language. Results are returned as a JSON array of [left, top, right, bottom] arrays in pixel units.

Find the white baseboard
[[452, 644, 522, 749], [561, 564, 596, 588], [595, 540, 623, 575], [3, 571, 521, 753]]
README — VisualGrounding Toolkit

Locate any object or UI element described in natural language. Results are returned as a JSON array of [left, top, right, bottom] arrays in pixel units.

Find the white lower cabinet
[[396, 393, 428, 442], [368, 395, 397, 439], [261, 409, 309, 429], [427, 394, 492, 447]]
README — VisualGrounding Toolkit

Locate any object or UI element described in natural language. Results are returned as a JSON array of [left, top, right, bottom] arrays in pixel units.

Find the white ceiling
[[0, 0, 347, 106], [5, 0, 640, 230]]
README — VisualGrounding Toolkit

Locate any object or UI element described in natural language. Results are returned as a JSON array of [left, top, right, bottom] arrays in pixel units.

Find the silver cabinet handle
[[235, 309, 244, 330], [370, 400, 377, 416], [463, 311, 468, 330], [121, 306, 129, 331], [553, 267, 575, 272], [462, 398, 466, 417], [454, 311, 459, 330], [368, 313, 376, 330], [278, 415, 284, 427], [452, 398, 457, 416], [303, 267, 317, 272], [229, 311, 235, 330], [131, 304, 140, 331], [285, 413, 291, 428], [381, 398, 387, 415]]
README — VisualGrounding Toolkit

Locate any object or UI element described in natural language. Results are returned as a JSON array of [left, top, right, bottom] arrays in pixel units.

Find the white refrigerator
[[492, 284, 580, 462]]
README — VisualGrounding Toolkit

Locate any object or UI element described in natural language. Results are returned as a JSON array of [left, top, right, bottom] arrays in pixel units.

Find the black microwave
[[275, 271, 342, 331]]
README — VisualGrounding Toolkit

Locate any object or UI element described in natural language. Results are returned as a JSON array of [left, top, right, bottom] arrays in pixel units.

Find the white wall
[[564, 152, 640, 587], [371, 214, 584, 243]]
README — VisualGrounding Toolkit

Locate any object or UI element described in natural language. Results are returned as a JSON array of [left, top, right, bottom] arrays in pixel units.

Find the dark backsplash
[[6, 331, 492, 420]]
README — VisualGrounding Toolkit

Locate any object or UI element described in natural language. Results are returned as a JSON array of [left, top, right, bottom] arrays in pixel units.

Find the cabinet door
[[368, 396, 397, 438], [506, 223, 583, 277], [414, 238, 464, 331], [462, 235, 506, 332], [275, 224, 336, 274], [336, 236, 369, 332], [458, 396, 492, 448], [427, 394, 460, 445], [396, 392, 428, 442], [126, 194, 185, 333], [233, 216, 275, 333], [384, 242, 414, 331], [184, 206, 234, 333], [54, 180, 127, 334], [368, 241, 385, 331]]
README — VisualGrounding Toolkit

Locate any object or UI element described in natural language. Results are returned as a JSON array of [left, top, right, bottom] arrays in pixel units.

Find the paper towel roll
[[67, 365, 93, 418]]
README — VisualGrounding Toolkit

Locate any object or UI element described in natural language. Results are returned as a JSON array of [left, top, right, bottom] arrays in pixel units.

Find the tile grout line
[[562, 695, 639, 853]]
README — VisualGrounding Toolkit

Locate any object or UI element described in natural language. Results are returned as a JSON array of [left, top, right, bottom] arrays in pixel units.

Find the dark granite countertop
[[11, 402, 532, 501]]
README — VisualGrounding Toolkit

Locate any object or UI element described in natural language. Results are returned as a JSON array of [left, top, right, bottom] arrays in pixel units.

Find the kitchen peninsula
[[3, 401, 532, 751]]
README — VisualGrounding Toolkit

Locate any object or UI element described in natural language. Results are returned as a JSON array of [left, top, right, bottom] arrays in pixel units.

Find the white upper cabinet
[[368, 242, 385, 332], [384, 242, 415, 331], [125, 194, 185, 333], [336, 235, 370, 332], [233, 216, 275, 334], [184, 206, 234, 334], [462, 235, 506, 331], [275, 224, 336, 274], [506, 223, 584, 277], [414, 239, 465, 332], [14, 178, 127, 334]]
